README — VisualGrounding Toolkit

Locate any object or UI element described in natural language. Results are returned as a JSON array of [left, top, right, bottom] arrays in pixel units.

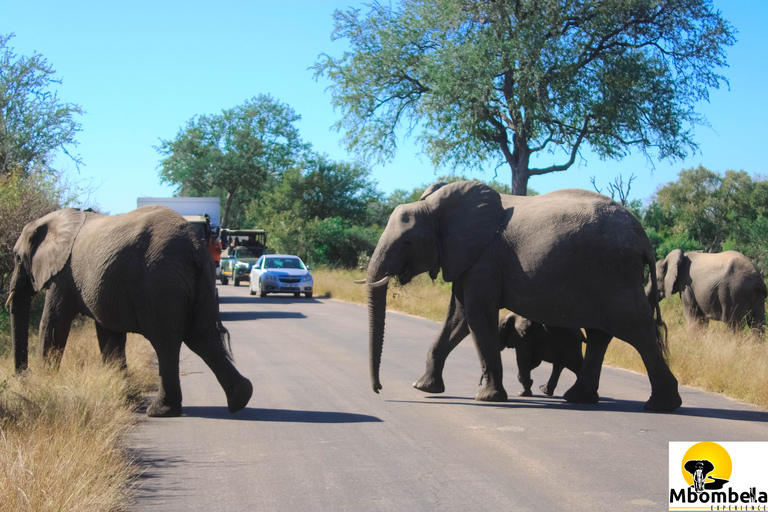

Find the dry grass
[[0, 319, 155, 512], [316, 267, 768, 410]]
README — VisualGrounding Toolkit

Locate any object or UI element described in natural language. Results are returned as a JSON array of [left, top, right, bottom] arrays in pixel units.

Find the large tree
[[314, 0, 735, 195], [156, 95, 310, 227], [0, 34, 84, 177]]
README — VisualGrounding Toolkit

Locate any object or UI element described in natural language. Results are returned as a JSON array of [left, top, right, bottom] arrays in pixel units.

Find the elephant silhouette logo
[[681, 442, 731, 491]]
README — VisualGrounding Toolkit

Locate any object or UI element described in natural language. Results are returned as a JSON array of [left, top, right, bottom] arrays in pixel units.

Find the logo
[[670, 442, 768, 511]]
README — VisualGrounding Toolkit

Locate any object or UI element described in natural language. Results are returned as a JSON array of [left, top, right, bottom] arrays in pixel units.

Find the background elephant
[[654, 249, 766, 331], [497, 312, 584, 397], [9, 206, 253, 417], [365, 181, 681, 411]]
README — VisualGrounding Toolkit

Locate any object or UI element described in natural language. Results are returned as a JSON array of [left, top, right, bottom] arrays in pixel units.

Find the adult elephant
[[497, 312, 584, 397], [654, 249, 767, 331], [363, 181, 681, 411], [8, 206, 253, 417]]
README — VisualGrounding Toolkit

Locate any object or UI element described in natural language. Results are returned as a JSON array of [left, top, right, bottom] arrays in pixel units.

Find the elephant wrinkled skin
[[9, 206, 253, 417], [653, 249, 767, 332], [365, 181, 681, 411]]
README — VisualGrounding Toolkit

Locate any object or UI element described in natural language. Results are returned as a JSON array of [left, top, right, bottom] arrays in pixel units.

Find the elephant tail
[[645, 248, 669, 360]]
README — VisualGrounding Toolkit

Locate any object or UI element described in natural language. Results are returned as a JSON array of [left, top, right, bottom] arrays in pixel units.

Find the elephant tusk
[[5, 291, 14, 310], [353, 279, 367, 284], [369, 276, 392, 288]]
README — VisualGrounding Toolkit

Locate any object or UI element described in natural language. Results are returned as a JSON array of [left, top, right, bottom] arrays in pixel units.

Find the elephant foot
[[643, 392, 682, 412], [539, 384, 555, 397], [227, 377, 253, 413], [563, 385, 599, 404], [518, 389, 533, 397], [413, 373, 445, 394], [147, 399, 182, 418], [475, 384, 508, 402]]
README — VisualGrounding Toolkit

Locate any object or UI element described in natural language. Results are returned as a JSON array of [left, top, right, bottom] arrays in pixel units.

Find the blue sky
[[4, 1, 765, 215]]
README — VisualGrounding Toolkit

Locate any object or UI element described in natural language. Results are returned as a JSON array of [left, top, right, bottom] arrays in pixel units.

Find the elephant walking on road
[[9, 206, 253, 417], [364, 181, 681, 411], [497, 312, 584, 397], [653, 249, 767, 332]]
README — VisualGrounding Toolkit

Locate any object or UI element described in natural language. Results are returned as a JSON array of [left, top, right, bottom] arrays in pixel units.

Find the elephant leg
[[37, 284, 76, 368], [414, 285, 470, 394], [184, 330, 253, 414], [515, 347, 538, 397], [621, 326, 681, 411], [95, 323, 127, 370], [563, 329, 610, 404], [540, 363, 564, 397], [465, 296, 507, 403], [146, 338, 183, 418]]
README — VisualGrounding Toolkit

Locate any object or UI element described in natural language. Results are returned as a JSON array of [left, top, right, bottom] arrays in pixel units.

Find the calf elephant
[[498, 312, 584, 397], [364, 181, 681, 411], [8, 206, 253, 417], [654, 249, 767, 331]]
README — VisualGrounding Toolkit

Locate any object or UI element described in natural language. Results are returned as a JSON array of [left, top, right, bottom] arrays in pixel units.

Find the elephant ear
[[419, 182, 447, 201], [424, 181, 506, 282], [19, 209, 87, 292], [513, 314, 533, 339], [664, 249, 685, 296]]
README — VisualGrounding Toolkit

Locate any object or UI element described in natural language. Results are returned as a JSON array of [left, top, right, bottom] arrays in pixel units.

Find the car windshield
[[235, 248, 261, 258], [264, 257, 305, 270]]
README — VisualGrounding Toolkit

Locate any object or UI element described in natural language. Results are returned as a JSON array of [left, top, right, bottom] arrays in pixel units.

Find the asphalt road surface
[[129, 283, 768, 511]]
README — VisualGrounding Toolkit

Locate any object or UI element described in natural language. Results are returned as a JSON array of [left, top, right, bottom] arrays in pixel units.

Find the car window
[[264, 257, 305, 270], [235, 248, 261, 259], [254, 256, 263, 269]]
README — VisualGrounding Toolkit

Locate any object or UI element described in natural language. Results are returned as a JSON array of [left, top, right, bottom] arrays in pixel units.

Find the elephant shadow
[[414, 396, 768, 422], [218, 311, 307, 321], [175, 406, 383, 423]]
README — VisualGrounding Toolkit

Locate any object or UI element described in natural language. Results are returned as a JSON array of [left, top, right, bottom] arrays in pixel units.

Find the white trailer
[[137, 197, 221, 228]]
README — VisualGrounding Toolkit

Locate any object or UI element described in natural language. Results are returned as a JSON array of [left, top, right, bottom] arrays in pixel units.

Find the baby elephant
[[498, 313, 585, 397]]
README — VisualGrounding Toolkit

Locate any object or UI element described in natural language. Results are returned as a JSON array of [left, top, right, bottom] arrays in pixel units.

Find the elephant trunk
[[368, 281, 387, 393], [10, 283, 32, 372]]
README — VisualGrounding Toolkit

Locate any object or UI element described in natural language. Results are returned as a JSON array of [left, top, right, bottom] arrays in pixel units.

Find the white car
[[249, 254, 314, 298]]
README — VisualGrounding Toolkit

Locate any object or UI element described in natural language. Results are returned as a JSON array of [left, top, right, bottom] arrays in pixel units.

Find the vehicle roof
[[263, 254, 302, 259]]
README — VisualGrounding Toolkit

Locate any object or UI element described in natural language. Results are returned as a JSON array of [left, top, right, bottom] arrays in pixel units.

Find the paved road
[[129, 283, 768, 511]]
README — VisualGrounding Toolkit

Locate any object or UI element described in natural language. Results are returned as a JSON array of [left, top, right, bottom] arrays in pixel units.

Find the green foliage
[[0, 34, 84, 177], [314, 0, 734, 195], [156, 95, 310, 227], [245, 157, 384, 268]]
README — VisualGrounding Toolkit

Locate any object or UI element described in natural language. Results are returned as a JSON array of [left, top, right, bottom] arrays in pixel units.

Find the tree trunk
[[511, 168, 530, 196], [222, 187, 237, 227]]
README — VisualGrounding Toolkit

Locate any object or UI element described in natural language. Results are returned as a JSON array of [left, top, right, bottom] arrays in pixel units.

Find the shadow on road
[[217, 294, 325, 306], [181, 406, 383, 423], [394, 395, 768, 422], [219, 311, 306, 321]]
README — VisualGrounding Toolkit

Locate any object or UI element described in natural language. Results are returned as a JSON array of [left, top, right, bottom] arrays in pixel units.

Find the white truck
[[137, 197, 221, 242]]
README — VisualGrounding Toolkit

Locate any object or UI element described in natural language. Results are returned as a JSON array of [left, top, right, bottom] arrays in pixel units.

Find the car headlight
[[262, 274, 277, 282], [301, 274, 313, 283], [236, 262, 249, 269]]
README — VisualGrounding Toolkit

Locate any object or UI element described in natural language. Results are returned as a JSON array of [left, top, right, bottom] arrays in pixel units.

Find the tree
[[0, 34, 84, 177], [245, 156, 384, 267], [314, 0, 735, 195], [156, 95, 310, 227]]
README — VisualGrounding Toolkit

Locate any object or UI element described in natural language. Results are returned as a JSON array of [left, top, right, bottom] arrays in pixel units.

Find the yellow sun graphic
[[681, 442, 732, 486]]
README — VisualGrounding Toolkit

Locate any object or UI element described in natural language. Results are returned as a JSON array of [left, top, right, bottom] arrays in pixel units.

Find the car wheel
[[260, 291, 267, 298], [249, 287, 255, 296], [220, 274, 228, 285], [304, 292, 313, 298], [294, 292, 300, 298], [234, 277, 240, 286]]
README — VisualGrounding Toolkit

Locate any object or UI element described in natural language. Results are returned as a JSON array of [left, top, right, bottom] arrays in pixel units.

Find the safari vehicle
[[219, 229, 268, 286]]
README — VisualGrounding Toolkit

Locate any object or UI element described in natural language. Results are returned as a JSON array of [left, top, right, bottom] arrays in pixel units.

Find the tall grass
[[314, 267, 768, 409], [0, 319, 155, 512]]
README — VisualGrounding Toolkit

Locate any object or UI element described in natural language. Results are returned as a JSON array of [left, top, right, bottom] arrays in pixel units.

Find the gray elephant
[[498, 312, 584, 397], [8, 206, 253, 417], [364, 181, 681, 411], [654, 249, 767, 331]]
